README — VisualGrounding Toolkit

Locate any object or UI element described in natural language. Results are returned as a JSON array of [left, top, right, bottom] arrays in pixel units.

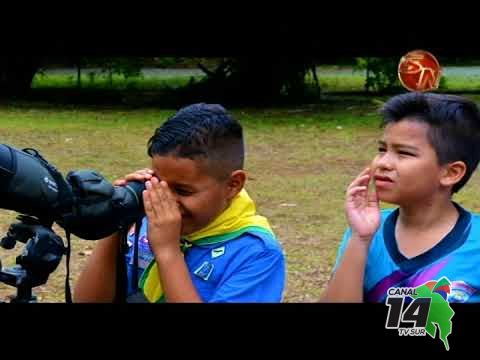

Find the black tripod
[[0, 263, 38, 303], [0, 215, 66, 303]]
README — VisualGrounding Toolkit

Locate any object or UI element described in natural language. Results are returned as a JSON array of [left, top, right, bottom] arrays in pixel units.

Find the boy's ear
[[225, 170, 247, 200], [440, 161, 467, 189]]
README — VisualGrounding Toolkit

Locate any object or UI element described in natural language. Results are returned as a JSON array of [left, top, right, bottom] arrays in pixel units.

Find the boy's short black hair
[[380, 92, 480, 193], [147, 103, 244, 180]]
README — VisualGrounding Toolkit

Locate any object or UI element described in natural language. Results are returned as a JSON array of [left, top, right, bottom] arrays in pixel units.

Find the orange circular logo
[[398, 50, 442, 92]]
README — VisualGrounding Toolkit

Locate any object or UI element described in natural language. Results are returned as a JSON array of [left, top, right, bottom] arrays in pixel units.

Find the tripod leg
[[10, 283, 37, 303]]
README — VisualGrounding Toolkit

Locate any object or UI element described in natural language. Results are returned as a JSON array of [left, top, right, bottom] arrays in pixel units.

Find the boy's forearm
[[154, 248, 203, 303], [73, 233, 120, 303], [322, 234, 371, 303]]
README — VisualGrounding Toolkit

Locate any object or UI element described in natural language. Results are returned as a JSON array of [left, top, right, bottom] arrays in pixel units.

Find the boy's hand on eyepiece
[[113, 168, 154, 186], [143, 177, 182, 256], [345, 167, 380, 243]]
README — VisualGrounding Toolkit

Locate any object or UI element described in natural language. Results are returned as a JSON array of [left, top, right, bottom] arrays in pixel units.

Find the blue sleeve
[[125, 228, 136, 296], [208, 248, 286, 303], [125, 217, 148, 296], [332, 227, 352, 273]]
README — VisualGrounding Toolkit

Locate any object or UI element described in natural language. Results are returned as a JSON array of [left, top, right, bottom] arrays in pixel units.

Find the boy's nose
[[169, 191, 181, 205], [373, 153, 394, 171], [176, 201, 187, 216]]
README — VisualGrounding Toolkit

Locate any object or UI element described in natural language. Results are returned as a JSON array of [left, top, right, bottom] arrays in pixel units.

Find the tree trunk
[[77, 61, 82, 89]]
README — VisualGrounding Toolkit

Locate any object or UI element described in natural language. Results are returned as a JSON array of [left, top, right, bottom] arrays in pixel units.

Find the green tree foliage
[[194, 56, 320, 104], [354, 57, 400, 92]]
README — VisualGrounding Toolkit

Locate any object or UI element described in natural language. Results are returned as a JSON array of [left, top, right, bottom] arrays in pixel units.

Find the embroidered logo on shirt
[[211, 246, 225, 259], [193, 261, 214, 281], [128, 223, 136, 236], [449, 280, 477, 303]]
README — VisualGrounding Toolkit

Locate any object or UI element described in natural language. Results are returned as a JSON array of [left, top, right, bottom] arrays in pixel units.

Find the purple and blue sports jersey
[[334, 202, 480, 303], [125, 216, 286, 302]]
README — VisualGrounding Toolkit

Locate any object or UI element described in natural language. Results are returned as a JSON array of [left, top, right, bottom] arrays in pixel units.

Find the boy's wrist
[[350, 232, 374, 247], [153, 245, 183, 265]]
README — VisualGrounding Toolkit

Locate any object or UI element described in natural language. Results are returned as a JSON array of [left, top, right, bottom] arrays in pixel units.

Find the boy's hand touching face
[[113, 168, 154, 186], [345, 167, 380, 242], [143, 177, 182, 255]]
